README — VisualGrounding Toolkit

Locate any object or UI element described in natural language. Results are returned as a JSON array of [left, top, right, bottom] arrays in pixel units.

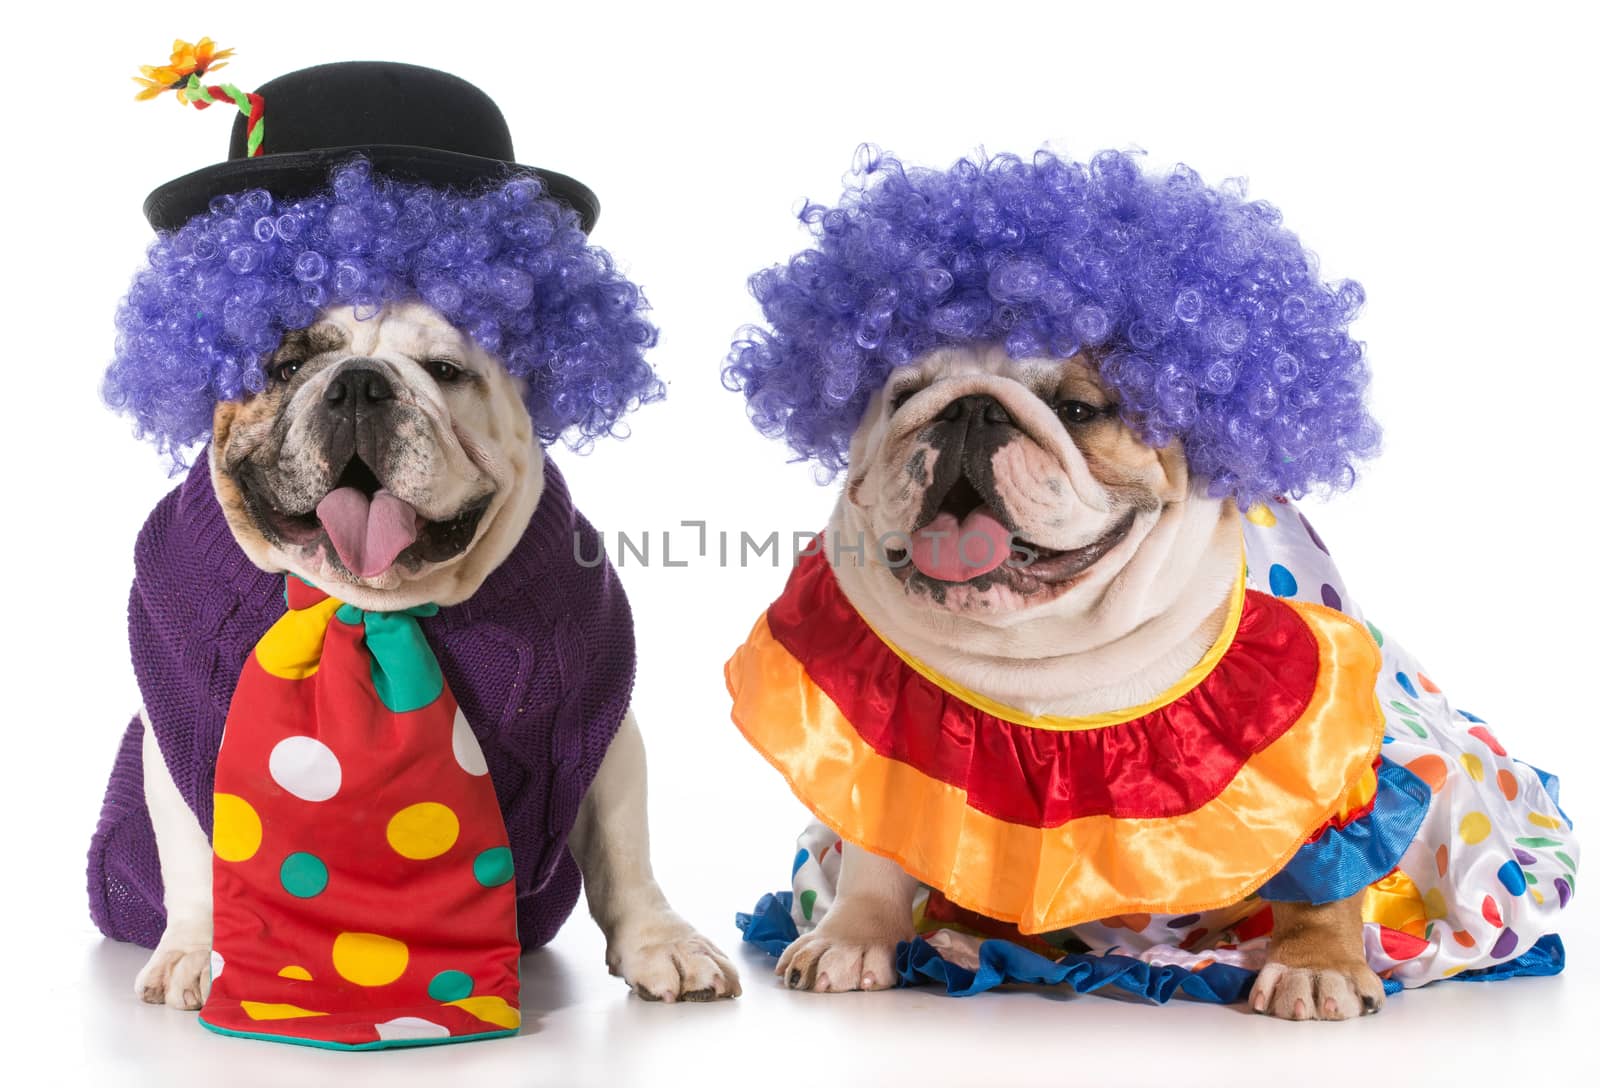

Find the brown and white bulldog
[[773, 342, 1383, 1021], [135, 300, 739, 1009]]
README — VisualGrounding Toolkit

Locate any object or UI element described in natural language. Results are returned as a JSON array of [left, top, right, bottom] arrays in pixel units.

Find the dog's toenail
[[787, 970, 802, 988], [1323, 998, 1337, 1018], [1293, 998, 1307, 1019], [862, 973, 876, 989], [1362, 995, 1379, 1013], [816, 973, 830, 991], [1251, 991, 1267, 1013]]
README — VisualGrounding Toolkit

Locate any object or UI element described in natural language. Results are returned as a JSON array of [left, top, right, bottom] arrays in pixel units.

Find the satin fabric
[[726, 565, 1386, 934], [1258, 756, 1432, 904], [766, 550, 1324, 824]]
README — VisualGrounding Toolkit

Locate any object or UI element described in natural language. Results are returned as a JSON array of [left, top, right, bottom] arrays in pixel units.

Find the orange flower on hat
[[132, 37, 235, 101]]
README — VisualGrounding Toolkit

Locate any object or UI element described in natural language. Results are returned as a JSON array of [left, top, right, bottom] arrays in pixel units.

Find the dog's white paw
[[134, 942, 213, 1010], [1249, 961, 1385, 1021], [776, 928, 903, 993], [607, 914, 741, 1003]]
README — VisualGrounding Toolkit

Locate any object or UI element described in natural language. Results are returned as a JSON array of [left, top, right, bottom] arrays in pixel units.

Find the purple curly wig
[[724, 148, 1380, 505], [106, 158, 662, 462]]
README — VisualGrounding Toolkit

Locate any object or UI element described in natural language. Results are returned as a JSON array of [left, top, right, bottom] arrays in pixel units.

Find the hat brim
[[142, 145, 600, 233]]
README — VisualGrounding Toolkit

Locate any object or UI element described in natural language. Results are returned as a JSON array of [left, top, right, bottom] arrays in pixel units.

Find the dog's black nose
[[938, 394, 1013, 427], [324, 364, 394, 409]]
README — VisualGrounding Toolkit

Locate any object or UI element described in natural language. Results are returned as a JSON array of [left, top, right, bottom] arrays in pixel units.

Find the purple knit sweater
[[87, 456, 635, 951]]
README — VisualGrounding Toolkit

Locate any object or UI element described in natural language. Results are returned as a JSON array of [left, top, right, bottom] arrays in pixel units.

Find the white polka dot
[[209, 950, 224, 980], [375, 1016, 451, 1041], [269, 736, 342, 802], [451, 709, 488, 777]]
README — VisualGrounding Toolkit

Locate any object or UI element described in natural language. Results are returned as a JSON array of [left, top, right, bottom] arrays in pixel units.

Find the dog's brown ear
[[846, 471, 866, 507], [212, 399, 241, 460]]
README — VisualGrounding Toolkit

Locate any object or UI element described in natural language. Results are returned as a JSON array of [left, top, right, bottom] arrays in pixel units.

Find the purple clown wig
[[724, 148, 1380, 506], [105, 159, 662, 462]]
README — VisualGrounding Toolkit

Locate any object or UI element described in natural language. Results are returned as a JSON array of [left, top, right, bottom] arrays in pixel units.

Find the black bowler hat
[[142, 60, 600, 233]]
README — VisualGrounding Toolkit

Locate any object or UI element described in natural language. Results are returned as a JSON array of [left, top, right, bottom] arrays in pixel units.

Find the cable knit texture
[[86, 455, 634, 951]]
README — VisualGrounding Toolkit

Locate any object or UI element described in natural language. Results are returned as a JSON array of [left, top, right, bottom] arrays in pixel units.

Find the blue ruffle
[[736, 891, 801, 957], [735, 891, 1265, 1002], [1258, 757, 1431, 904], [896, 936, 1266, 1002], [736, 891, 1561, 1001]]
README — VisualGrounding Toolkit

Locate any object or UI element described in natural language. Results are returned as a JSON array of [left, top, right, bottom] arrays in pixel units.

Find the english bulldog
[[767, 342, 1380, 1019], [132, 300, 740, 1009]]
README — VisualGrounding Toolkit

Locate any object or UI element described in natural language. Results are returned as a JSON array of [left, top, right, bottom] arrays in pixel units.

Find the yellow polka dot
[[1531, 889, 1545, 905], [212, 793, 263, 862], [445, 995, 521, 1030], [332, 932, 409, 986], [1460, 811, 1491, 845], [254, 597, 343, 679], [1442, 966, 1468, 978], [241, 1000, 327, 1020], [1530, 812, 1563, 830], [1423, 887, 1449, 920], [1459, 752, 1485, 782], [1245, 504, 1277, 527], [1362, 870, 1426, 937], [277, 965, 313, 981], [386, 802, 460, 860]]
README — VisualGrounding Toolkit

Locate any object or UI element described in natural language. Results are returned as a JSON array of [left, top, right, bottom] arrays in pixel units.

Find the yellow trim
[[857, 556, 1248, 732], [727, 598, 1385, 933]]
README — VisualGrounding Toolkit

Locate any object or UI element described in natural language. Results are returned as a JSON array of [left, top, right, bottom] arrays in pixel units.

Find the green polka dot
[[1365, 621, 1383, 647], [279, 852, 329, 898], [427, 970, 474, 1001], [1388, 700, 1419, 717], [473, 846, 514, 887], [799, 889, 818, 921], [1516, 836, 1563, 849]]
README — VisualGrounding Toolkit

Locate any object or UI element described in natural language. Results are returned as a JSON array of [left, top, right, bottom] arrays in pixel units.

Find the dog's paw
[[607, 914, 741, 1003], [134, 943, 213, 1010], [1249, 960, 1385, 1021], [776, 928, 901, 993]]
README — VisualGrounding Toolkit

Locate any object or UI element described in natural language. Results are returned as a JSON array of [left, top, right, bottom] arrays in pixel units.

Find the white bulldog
[[134, 301, 739, 1010]]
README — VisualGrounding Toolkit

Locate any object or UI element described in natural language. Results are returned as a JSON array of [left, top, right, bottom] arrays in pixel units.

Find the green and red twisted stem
[[180, 73, 264, 156]]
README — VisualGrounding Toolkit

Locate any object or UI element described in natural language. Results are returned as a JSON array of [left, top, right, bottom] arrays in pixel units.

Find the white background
[[1, 1, 1596, 1084]]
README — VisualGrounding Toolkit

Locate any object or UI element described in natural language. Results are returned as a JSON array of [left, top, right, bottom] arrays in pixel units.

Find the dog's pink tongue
[[315, 488, 420, 578], [910, 506, 1012, 582]]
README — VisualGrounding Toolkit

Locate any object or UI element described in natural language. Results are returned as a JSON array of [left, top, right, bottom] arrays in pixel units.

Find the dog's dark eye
[[426, 360, 464, 383], [1057, 400, 1101, 424], [272, 360, 303, 383], [889, 388, 917, 414]]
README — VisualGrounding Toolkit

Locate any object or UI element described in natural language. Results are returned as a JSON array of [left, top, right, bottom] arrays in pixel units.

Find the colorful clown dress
[[731, 503, 1576, 1001], [200, 577, 521, 1048]]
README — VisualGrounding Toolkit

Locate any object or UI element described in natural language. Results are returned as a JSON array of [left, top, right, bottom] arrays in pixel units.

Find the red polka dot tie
[[200, 577, 522, 1048]]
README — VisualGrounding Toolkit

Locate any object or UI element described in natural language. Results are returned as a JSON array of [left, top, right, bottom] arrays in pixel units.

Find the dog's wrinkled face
[[212, 300, 543, 610], [843, 343, 1190, 618]]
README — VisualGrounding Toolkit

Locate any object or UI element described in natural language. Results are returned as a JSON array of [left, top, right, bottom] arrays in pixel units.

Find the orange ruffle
[[726, 600, 1384, 934]]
